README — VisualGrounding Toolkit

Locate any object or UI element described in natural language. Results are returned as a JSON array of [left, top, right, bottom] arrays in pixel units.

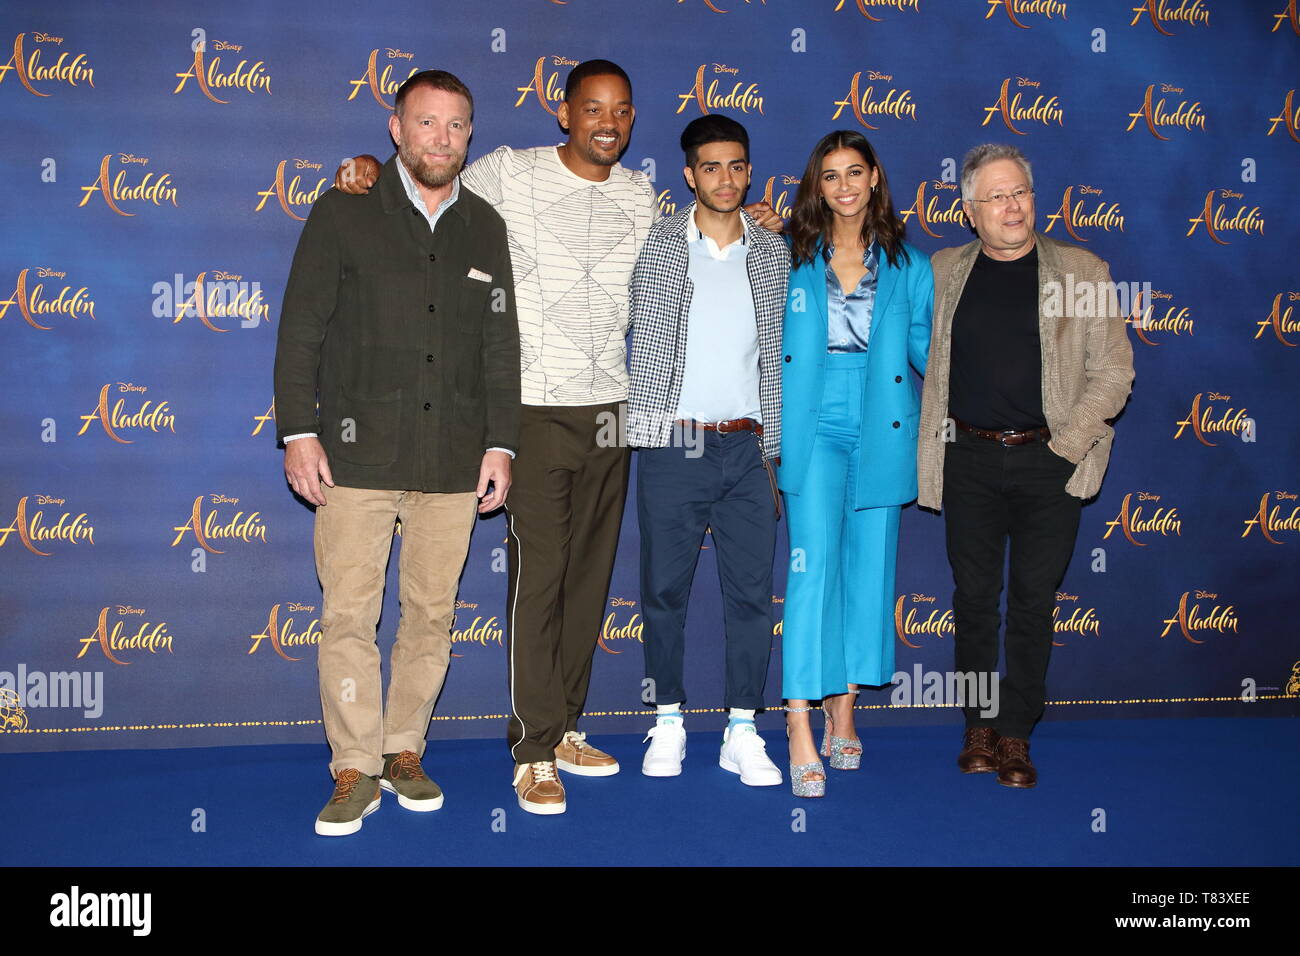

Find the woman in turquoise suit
[[779, 130, 933, 797]]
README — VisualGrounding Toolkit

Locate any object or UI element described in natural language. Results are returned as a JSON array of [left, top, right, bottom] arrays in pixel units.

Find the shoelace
[[393, 751, 427, 780], [643, 722, 682, 744], [332, 768, 361, 803], [529, 761, 558, 783], [563, 731, 588, 751]]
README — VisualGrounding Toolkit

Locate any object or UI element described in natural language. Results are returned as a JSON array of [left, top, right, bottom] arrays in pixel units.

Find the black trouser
[[942, 428, 1081, 739]]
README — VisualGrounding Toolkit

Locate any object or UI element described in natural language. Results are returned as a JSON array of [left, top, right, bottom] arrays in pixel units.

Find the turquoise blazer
[[777, 239, 934, 509]]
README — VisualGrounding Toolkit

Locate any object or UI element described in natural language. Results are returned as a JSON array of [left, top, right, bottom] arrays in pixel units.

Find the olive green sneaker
[[315, 768, 381, 836], [380, 750, 445, 811]]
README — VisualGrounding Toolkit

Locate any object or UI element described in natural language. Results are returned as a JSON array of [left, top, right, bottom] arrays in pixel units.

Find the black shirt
[[947, 246, 1046, 431]]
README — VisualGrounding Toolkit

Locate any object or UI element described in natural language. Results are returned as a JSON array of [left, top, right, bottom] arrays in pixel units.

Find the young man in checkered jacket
[[626, 115, 792, 787]]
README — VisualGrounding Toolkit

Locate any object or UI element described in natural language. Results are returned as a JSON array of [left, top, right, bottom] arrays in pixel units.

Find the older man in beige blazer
[[916, 143, 1134, 788]]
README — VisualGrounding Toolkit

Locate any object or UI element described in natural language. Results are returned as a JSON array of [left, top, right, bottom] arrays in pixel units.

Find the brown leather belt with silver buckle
[[676, 417, 763, 435], [953, 416, 1050, 446]]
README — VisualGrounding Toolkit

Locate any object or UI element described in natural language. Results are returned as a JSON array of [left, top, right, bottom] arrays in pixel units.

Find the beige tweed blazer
[[916, 232, 1134, 510]]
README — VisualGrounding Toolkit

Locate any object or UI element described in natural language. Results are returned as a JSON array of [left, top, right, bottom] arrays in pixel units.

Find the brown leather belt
[[676, 417, 762, 434], [953, 416, 1050, 446]]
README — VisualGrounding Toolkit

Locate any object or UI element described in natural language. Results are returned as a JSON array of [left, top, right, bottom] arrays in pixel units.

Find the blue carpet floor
[[6, 717, 1295, 866]]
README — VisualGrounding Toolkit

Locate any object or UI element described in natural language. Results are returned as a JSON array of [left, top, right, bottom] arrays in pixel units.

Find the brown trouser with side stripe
[[505, 402, 630, 765], [315, 485, 478, 778]]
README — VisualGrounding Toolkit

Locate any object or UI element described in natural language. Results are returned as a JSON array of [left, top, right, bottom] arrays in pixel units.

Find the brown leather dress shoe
[[957, 727, 1001, 773], [995, 736, 1037, 788]]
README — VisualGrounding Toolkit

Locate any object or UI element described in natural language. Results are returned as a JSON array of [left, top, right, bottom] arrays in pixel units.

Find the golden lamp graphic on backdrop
[[172, 43, 271, 102], [1241, 492, 1300, 543], [1102, 492, 1182, 546], [1043, 186, 1125, 241], [170, 494, 267, 553], [0, 268, 95, 330], [833, 0, 920, 21], [347, 48, 418, 109], [894, 594, 954, 649], [77, 383, 176, 443], [1052, 592, 1101, 647], [249, 603, 320, 660], [449, 603, 504, 657], [1127, 289, 1192, 346], [1266, 90, 1299, 142], [598, 598, 643, 654], [1256, 293, 1299, 347], [78, 154, 179, 216], [514, 55, 577, 116], [1159, 591, 1237, 644], [1173, 392, 1250, 446], [1126, 85, 1206, 139], [831, 71, 917, 130], [1273, 0, 1300, 34], [0, 688, 27, 733], [1186, 189, 1264, 244], [760, 175, 799, 222], [676, 64, 764, 115], [0, 32, 94, 95], [254, 160, 327, 222], [1130, 0, 1210, 35], [985, 0, 1069, 28], [0, 496, 94, 556], [78, 606, 174, 664], [899, 180, 966, 238], [981, 78, 1063, 134]]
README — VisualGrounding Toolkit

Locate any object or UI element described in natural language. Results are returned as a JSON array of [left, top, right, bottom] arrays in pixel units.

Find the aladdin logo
[[833, 0, 920, 21], [76, 383, 176, 443], [173, 43, 271, 102], [676, 64, 764, 116], [0, 268, 96, 329], [831, 71, 917, 130], [347, 47, 418, 109], [1186, 189, 1264, 243], [656, 188, 680, 217], [894, 593, 954, 649], [77, 154, 178, 215], [251, 401, 276, 437], [450, 604, 504, 657], [1256, 292, 1299, 347], [1273, 0, 1300, 34], [1266, 90, 1299, 142], [170, 494, 267, 552], [985, 0, 1068, 28], [254, 160, 327, 222], [77, 606, 174, 664], [1052, 592, 1100, 646], [1130, 0, 1210, 35], [899, 180, 966, 238], [1127, 289, 1192, 346], [981, 77, 1064, 134], [1043, 185, 1125, 240], [1126, 84, 1206, 138], [1173, 391, 1250, 445], [0, 32, 94, 95], [1102, 492, 1181, 546], [598, 598, 643, 654], [760, 174, 800, 221], [1159, 590, 1238, 644], [1241, 491, 1300, 543], [249, 603, 320, 660], [514, 55, 577, 117], [0, 495, 94, 555], [152, 271, 269, 331]]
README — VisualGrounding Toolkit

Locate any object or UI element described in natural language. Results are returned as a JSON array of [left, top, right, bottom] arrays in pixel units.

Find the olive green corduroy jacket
[[273, 156, 520, 493]]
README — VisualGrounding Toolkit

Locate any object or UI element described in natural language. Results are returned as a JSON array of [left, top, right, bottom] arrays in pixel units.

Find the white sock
[[726, 708, 756, 732], [656, 703, 682, 724]]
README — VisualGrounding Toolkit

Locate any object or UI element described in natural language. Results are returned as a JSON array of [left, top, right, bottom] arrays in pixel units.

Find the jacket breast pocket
[[458, 275, 493, 329], [330, 387, 401, 467]]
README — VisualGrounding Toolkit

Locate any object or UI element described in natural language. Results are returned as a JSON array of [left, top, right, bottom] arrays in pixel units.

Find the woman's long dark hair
[[788, 129, 909, 268]]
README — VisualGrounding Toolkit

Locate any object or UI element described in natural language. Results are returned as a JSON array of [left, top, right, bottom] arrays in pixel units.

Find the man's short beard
[[399, 142, 464, 189], [581, 133, 622, 167]]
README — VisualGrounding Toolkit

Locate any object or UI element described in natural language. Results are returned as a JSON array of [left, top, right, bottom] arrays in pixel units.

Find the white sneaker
[[641, 718, 686, 777], [719, 723, 782, 786]]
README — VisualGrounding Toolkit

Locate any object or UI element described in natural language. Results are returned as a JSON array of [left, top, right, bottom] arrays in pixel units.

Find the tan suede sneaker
[[554, 730, 620, 777], [314, 768, 381, 837], [513, 761, 566, 815]]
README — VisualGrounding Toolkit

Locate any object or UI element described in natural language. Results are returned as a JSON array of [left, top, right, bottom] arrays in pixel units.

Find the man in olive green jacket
[[274, 71, 519, 836], [916, 143, 1133, 789]]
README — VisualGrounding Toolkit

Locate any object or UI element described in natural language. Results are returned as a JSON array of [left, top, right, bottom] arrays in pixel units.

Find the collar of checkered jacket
[[625, 202, 792, 461]]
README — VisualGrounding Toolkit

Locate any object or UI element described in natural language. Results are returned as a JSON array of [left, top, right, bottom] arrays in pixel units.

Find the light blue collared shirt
[[674, 207, 761, 425], [824, 241, 878, 353], [395, 157, 460, 232]]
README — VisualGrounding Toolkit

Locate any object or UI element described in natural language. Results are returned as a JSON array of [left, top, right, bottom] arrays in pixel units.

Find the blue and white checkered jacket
[[626, 203, 790, 461]]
